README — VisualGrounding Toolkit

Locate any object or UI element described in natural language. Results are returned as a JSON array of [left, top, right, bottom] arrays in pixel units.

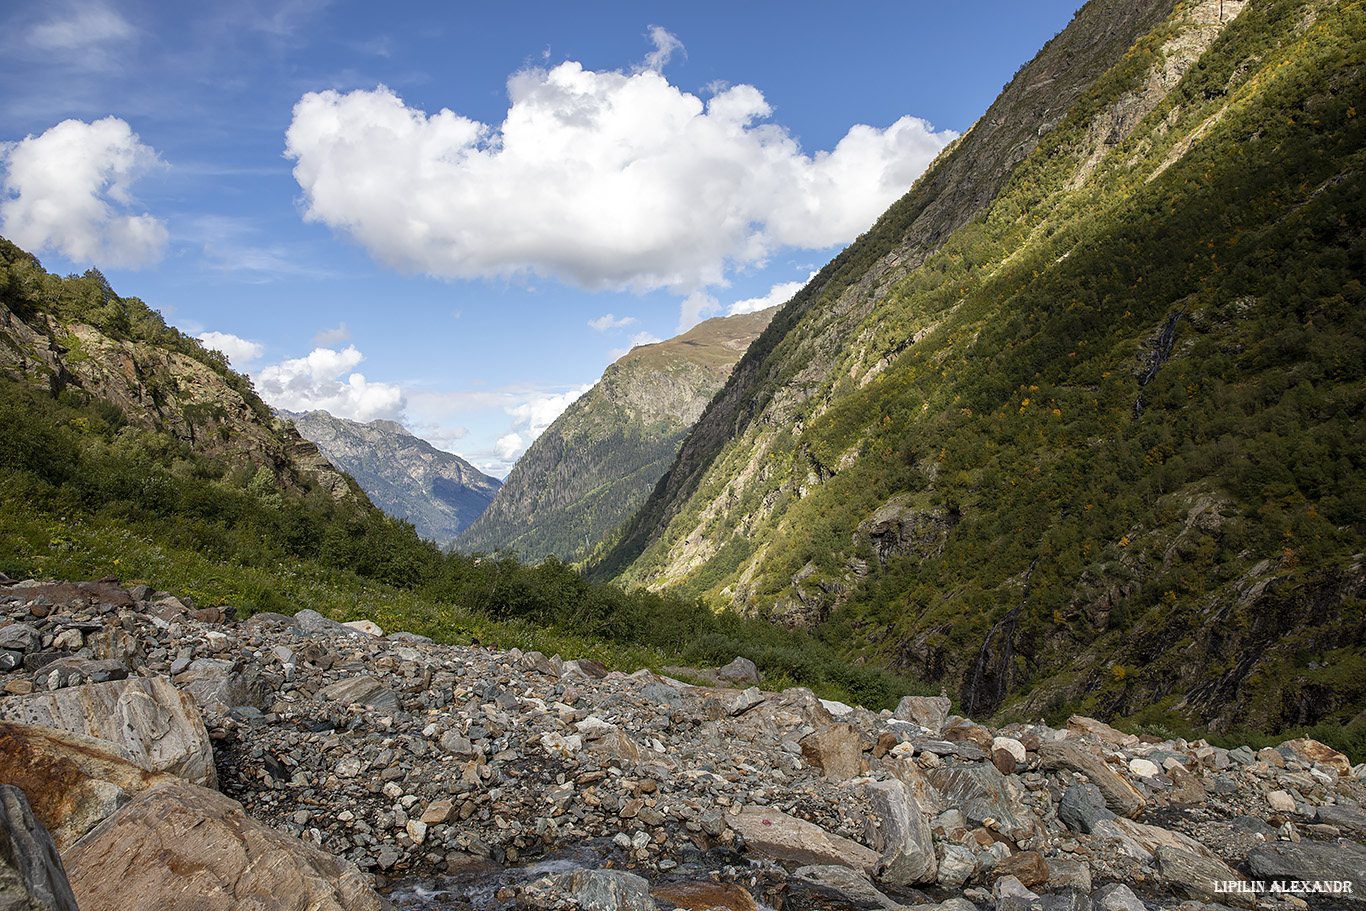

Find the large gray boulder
[[1248, 842, 1366, 902], [1036, 740, 1145, 818], [0, 676, 216, 788], [863, 779, 936, 885], [0, 784, 79, 911], [927, 761, 1034, 841], [63, 777, 385, 911]]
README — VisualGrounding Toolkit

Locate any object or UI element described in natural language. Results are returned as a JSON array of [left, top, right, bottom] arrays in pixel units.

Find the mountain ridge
[[592, 0, 1366, 734], [456, 308, 776, 561], [284, 410, 501, 545]]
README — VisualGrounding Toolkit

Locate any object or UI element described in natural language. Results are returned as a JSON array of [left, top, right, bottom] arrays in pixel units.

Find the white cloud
[[640, 26, 684, 72], [727, 273, 816, 315], [253, 344, 405, 423], [312, 322, 351, 346], [0, 117, 167, 268], [588, 313, 635, 332], [494, 433, 523, 461], [678, 290, 720, 333], [28, 2, 134, 52], [507, 385, 592, 438], [198, 331, 263, 367], [284, 46, 955, 294]]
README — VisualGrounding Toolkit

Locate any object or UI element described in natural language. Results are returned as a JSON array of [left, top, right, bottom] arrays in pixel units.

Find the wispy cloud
[[588, 313, 636, 332], [312, 323, 351, 346]]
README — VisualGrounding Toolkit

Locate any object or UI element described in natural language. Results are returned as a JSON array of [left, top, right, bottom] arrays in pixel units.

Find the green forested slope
[[456, 309, 774, 561], [599, 0, 1366, 735]]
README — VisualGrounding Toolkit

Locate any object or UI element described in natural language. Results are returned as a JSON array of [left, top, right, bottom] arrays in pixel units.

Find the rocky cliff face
[[286, 411, 501, 545], [0, 293, 360, 505], [594, 0, 1366, 733], [1, 573, 1363, 910], [456, 308, 775, 561]]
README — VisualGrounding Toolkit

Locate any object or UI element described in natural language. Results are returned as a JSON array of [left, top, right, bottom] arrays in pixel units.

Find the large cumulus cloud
[[285, 59, 955, 294], [0, 117, 167, 267]]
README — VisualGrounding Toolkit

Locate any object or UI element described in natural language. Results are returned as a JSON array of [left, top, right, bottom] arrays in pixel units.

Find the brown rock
[[1280, 737, 1352, 775], [992, 748, 1017, 775], [653, 882, 758, 911], [1065, 715, 1139, 747], [0, 676, 216, 788], [940, 718, 993, 751], [800, 723, 866, 780], [0, 721, 174, 851], [64, 777, 383, 911], [874, 732, 899, 758], [985, 851, 1049, 889]]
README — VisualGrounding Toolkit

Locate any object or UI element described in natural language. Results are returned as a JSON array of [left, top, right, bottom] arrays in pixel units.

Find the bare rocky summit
[[0, 572, 1363, 911]]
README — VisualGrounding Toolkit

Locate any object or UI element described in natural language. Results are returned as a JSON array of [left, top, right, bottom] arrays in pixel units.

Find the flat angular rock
[[1036, 741, 1144, 818], [0, 676, 216, 788], [317, 676, 400, 712], [728, 806, 879, 874], [652, 881, 758, 911], [32, 657, 128, 690], [936, 843, 976, 889], [792, 865, 898, 909], [1093, 884, 1145, 911], [1247, 841, 1366, 899], [863, 779, 936, 885], [0, 623, 42, 653], [63, 777, 383, 911], [0, 784, 79, 911], [1154, 845, 1255, 908], [1316, 804, 1366, 835], [1090, 817, 1214, 862]]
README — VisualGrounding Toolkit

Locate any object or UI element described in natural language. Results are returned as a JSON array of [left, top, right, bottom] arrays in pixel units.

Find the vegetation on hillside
[[0, 241, 926, 711], [597, 0, 1366, 737]]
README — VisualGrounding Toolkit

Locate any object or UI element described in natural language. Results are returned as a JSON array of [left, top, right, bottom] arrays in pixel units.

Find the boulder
[[0, 676, 216, 788], [1154, 845, 1255, 908], [1065, 715, 1138, 747], [926, 761, 1033, 841], [935, 843, 976, 889], [716, 657, 760, 684], [1058, 783, 1116, 834], [0, 784, 79, 911], [63, 778, 384, 911], [1036, 741, 1144, 818], [1247, 841, 1366, 899], [0, 722, 173, 851], [893, 695, 950, 733], [1090, 817, 1215, 862], [526, 869, 655, 911], [862, 779, 936, 885], [317, 676, 401, 712], [173, 658, 270, 713], [1279, 737, 1353, 776], [800, 723, 865, 779], [792, 866, 898, 909], [986, 851, 1049, 889], [728, 806, 879, 874]]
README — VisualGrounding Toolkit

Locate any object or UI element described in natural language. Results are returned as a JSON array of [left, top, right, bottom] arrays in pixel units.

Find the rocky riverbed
[[0, 573, 1363, 911]]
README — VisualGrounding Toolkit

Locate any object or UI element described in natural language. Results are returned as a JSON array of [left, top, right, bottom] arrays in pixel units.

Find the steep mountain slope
[[286, 410, 500, 544], [596, 0, 1366, 734], [456, 308, 776, 561], [0, 242, 359, 504]]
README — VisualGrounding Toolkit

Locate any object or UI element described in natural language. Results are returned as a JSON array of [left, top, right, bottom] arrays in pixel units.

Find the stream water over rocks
[[0, 573, 1363, 911]]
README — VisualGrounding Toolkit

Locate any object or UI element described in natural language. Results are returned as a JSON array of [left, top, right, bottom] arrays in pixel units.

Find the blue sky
[[1, 0, 1080, 477]]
